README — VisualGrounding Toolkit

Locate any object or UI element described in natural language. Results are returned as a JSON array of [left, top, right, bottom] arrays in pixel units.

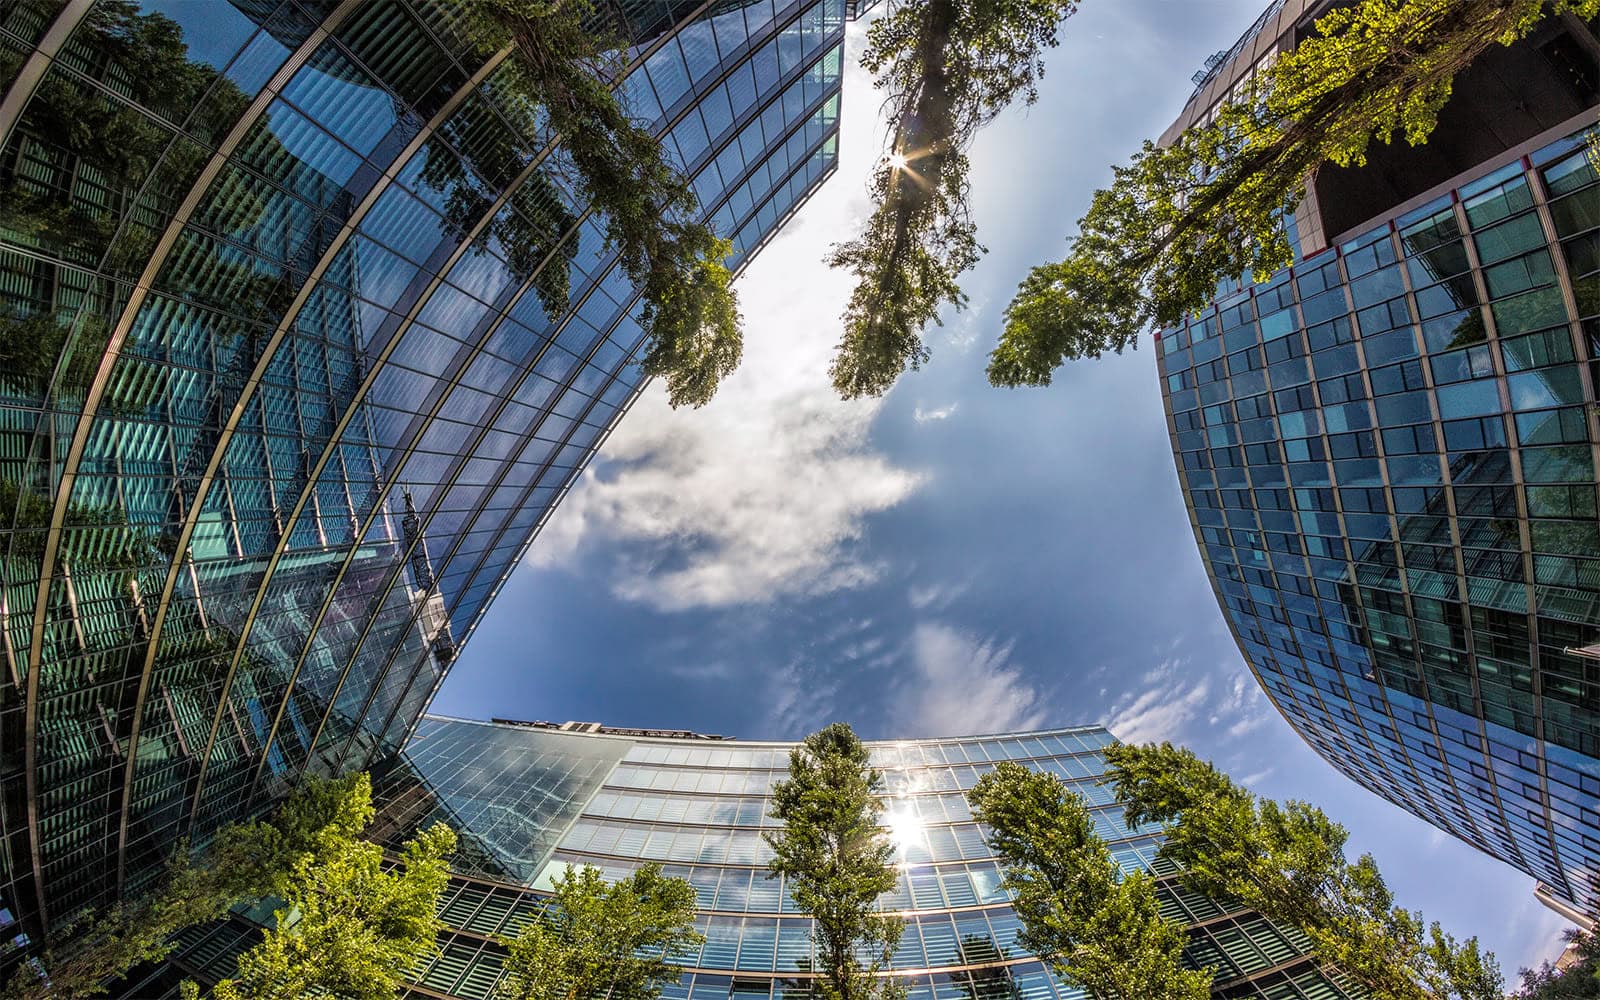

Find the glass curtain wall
[[0, 0, 848, 967]]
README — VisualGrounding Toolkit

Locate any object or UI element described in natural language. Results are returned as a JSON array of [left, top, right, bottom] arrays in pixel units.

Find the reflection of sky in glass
[[402, 717, 631, 883]]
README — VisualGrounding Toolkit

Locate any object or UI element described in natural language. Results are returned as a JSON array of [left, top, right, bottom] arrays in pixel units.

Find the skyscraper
[[0, 0, 849, 967], [1156, 1, 1600, 915], [159, 716, 1370, 1000]]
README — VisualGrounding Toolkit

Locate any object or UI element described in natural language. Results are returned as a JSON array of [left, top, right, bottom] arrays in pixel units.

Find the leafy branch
[[466, 0, 742, 407], [988, 0, 1600, 387], [829, 0, 1078, 398], [1104, 742, 1503, 1000]]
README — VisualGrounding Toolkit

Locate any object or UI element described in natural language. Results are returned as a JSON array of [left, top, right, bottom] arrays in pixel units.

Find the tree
[[765, 723, 904, 1000], [0, 773, 377, 1000], [1514, 928, 1600, 999], [967, 761, 1210, 1000], [494, 863, 701, 1000], [463, 0, 742, 408], [188, 775, 456, 1000], [1104, 742, 1503, 1000], [988, 0, 1600, 388], [827, 0, 1078, 398]]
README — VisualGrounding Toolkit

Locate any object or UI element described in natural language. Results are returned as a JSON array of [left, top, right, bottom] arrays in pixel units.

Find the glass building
[[0, 0, 849, 969], [1156, 2, 1600, 917], [154, 717, 1368, 1000]]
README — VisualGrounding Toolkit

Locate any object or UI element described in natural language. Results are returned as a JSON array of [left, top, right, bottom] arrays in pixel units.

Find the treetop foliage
[[495, 863, 702, 1000], [465, 0, 742, 408], [0, 773, 383, 1000], [765, 723, 904, 1000], [988, 0, 1600, 388], [967, 761, 1209, 1000], [1104, 742, 1504, 1000], [191, 774, 456, 1000], [827, 0, 1078, 398], [1513, 928, 1600, 999]]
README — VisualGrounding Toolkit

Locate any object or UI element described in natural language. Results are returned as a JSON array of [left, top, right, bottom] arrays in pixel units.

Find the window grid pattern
[[1156, 127, 1600, 915], [0, 0, 847, 961]]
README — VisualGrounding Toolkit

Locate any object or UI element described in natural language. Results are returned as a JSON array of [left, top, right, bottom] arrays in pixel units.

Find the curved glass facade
[[0, 0, 847, 958], [1157, 50, 1600, 915], [169, 717, 1373, 1000]]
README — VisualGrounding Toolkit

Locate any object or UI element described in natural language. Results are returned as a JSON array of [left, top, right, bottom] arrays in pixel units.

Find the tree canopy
[[188, 774, 456, 1000], [988, 0, 1600, 388], [967, 761, 1210, 1000], [1513, 929, 1600, 999], [494, 863, 701, 1000], [465, 0, 742, 408], [765, 723, 903, 1000], [1104, 742, 1503, 1000], [0, 773, 383, 1000], [827, 0, 1078, 398]]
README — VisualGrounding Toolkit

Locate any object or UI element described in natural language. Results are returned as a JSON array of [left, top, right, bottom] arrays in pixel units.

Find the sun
[[887, 151, 909, 170], [883, 807, 926, 861]]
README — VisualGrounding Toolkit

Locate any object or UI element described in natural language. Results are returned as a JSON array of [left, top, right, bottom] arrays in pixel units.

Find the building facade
[[157, 717, 1369, 1000], [1156, 3, 1600, 914], [0, 0, 849, 967]]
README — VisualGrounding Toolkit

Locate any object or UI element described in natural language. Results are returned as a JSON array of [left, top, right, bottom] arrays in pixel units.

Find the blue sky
[[433, 0, 1577, 975]]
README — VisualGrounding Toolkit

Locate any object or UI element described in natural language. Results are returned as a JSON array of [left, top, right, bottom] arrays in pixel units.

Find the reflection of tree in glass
[[1, 0, 261, 263], [0, 479, 156, 573], [419, 62, 581, 322], [0, 310, 105, 395], [463, 0, 742, 408], [955, 935, 1022, 1000]]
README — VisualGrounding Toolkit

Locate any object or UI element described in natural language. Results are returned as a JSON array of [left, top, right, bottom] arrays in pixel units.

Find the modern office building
[[1156, 2, 1600, 915], [0, 0, 849, 972], [150, 717, 1369, 1000]]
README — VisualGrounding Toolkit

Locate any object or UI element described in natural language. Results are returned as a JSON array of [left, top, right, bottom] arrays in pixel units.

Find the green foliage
[[1, 0, 258, 262], [495, 863, 701, 1000], [0, 774, 378, 1000], [828, 0, 1078, 398], [989, 0, 1600, 388], [1514, 929, 1600, 999], [418, 61, 580, 321], [0, 478, 157, 572], [765, 723, 904, 1000], [465, 0, 742, 408], [1104, 742, 1503, 1000], [190, 774, 455, 1000], [967, 762, 1208, 1000]]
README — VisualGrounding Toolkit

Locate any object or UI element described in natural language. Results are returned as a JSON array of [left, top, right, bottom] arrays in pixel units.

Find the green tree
[[988, 0, 1600, 388], [1104, 742, 1503, 1000], [189, 776, 456, 1000], [765, 723, 904, 1000], [827, 0, 1078, 398], [967, 761, 1209, 1000], [495, 863, 701, 1000], [0, 773, 378, 1000], [1514, 928, 1600, 999], [463, 0, 742, 408]]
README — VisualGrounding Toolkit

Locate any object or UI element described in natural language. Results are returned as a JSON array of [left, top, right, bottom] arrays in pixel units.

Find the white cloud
[[894, 623, 1046, 738], [912, 402, 959, 424], [906, 579, 966, 612], [525, 41, 925, 612], [1212, 670, 1273, 740], [1103, 657, 1213, 745], [1103, 653, 1280, 749]]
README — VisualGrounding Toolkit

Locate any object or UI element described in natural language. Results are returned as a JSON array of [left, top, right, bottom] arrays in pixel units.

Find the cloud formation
[[1102, 650, 1277, 750], [1103, 657, 1213, 745], [894, 623, 1046, 738], [913, 403, 959, 424], [524, 45, 925, 613]]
